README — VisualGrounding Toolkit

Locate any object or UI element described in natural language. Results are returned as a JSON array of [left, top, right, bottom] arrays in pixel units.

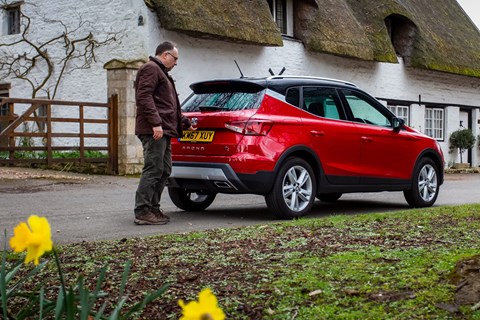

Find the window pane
[[285, 87, 300, 107], [267, 0, 287, 34], [387, 105, 409, 125], [342, 90, 391, 126], [424, 107, 443, 140], [303, 87, 345, 120], [7, 7, 21, 35], [275, 0, 287, 33], [182, 91, 265, 112]]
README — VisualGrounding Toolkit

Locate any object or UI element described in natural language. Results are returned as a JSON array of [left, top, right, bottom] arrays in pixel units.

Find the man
[[134, 41, 194, 225]]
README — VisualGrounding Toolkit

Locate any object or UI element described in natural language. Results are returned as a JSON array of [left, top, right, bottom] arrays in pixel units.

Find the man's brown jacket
[[134, 56, 189, 137]]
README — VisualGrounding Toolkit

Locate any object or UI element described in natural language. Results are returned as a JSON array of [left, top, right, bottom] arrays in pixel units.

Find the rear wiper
[[198, 105, 227, 111]]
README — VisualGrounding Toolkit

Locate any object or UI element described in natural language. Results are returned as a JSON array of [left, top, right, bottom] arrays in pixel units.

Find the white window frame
[[267, 0, 293, 36], [424, 107, 444, 140], [387, 105, 409, 125]]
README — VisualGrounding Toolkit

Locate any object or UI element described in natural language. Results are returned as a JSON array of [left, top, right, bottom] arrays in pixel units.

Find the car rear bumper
[[168, 161, 274, 194]]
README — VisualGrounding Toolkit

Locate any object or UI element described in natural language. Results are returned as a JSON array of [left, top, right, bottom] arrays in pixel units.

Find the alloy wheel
[[282, 165, 313, 212], [417, 163, 437, 202]]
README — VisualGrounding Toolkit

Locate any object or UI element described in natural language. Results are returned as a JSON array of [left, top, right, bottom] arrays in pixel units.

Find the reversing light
[[225, 120, 274, 135]]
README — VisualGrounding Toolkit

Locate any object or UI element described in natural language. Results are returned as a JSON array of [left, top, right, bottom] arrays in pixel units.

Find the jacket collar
[[149, 56, 168, 73]]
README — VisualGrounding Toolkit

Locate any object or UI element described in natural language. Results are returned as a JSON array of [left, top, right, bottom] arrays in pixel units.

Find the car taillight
[[225, 120, 273, 136]]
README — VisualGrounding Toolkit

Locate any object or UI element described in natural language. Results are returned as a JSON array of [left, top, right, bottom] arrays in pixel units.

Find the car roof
[[189, 76, 358, 95]]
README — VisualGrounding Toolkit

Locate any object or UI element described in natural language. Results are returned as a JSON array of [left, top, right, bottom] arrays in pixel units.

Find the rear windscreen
[[182, 91, 265, 112]]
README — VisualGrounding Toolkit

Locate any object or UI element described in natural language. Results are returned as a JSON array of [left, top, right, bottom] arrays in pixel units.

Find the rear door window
[[302, 87, 346, 120]]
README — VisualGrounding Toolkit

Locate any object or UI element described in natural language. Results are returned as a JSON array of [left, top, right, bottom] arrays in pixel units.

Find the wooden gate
[[0, 95, 118, 174]]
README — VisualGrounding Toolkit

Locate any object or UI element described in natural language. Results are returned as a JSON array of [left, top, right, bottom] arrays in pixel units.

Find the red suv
[[168, 76, 444, 218]]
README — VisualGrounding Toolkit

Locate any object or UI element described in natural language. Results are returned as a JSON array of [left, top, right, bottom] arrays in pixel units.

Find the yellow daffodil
[[179, 288, 226, 320], [9, 215, 53, 265]]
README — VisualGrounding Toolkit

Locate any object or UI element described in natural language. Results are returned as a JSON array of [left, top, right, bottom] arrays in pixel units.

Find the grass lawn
[[5, 203, 480, 319]]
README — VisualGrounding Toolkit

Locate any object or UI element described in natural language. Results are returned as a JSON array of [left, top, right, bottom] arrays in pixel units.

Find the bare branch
[[0, 0, 123, 99]]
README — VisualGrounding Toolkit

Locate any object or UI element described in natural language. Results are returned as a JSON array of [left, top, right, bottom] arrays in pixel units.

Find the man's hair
[[155, 41, 176, 55]]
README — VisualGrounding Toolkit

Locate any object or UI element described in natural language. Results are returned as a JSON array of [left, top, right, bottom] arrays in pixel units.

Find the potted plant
[[449, 128, 476, 168]]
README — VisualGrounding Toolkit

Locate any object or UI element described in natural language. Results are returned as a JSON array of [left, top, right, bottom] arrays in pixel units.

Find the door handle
[[310, 130, 324, 136], [361, 136, 373, 142]]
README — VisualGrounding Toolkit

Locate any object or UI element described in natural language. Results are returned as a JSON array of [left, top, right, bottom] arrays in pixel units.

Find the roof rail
[[267, 75, 357, 87]]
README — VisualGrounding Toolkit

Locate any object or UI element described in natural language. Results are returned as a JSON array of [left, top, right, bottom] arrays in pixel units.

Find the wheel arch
[[414, 149, 444, 185], [273, 145, 324, 188]]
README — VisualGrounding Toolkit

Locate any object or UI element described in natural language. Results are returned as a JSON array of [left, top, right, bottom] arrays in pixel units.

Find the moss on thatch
[[146, 0, 283, 46]]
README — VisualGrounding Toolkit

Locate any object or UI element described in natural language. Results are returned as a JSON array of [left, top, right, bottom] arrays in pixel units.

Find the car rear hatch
[[173, 79, 268, 156]]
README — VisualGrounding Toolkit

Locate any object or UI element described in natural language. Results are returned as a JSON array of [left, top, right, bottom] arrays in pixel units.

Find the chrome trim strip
[[172, 166, 227, 180], [266, 75, 357, 87]]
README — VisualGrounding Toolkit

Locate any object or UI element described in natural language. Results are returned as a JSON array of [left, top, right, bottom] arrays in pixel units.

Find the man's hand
[[152, 126, 163, 140], [187, 125, 197, 131]]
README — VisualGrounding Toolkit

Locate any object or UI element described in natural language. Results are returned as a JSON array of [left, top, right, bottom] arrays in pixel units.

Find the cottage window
[[425, 107, 444, 140], [267, 0, 293, 36], [4, 3, 21, 35], [387, 105, 409, 125]]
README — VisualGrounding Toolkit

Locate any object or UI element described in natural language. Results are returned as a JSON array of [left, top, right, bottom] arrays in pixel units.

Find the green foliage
[[1, 233, 169, 319], [0, 150, 108, 160], [52, 150, 108, 159], [449, 128, 476, 163]]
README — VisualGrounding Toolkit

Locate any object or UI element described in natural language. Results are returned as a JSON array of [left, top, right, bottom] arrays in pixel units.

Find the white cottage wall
[[1, 0, 149, 101]]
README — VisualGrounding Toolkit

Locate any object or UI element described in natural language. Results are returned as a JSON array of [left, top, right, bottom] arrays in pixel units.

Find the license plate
[[180, 130, 215, 142]]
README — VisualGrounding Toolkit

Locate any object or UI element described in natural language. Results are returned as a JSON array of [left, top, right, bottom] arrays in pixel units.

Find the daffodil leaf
[[107, 296, 127, 320], [6, 260, 47, 298], [94, 301, 108, 320], [121, 283, 170, 319], [119, 260, 131, 297], [54, 287, 64, 320]]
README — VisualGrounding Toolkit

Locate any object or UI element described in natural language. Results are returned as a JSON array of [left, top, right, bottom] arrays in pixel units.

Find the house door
[[459, 109, 472, 164]]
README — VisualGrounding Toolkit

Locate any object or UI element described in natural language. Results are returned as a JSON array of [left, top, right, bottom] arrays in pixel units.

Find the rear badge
[[182, 146, 205, 151]]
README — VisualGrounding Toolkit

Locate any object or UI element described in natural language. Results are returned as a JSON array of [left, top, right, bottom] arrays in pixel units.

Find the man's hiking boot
[[134, 210, 168, 225], [151, 207, 170, 221]]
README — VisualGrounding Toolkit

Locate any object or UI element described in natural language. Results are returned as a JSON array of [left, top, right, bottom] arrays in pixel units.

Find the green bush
[[449, 128, 476, 163]]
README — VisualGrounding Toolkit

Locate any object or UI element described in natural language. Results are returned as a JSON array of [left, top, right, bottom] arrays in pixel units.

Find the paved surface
[[1, 167, 479, 246]]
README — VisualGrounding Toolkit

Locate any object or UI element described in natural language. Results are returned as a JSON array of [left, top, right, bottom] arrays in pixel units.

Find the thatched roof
[[146, 0, 480, 77], [145, 0, 282, 46], [293, 0, 375, 61], [342, 0, 480, 77]]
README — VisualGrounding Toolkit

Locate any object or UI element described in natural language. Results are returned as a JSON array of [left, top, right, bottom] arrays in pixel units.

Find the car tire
[[316, 193, 342, 202], [265, 157, 317, 219], [167, 188, 216, 211], [403, 158, 440, 208]]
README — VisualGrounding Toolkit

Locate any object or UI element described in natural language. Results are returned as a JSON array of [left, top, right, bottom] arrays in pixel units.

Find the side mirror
[[392, 117, 404, 132]]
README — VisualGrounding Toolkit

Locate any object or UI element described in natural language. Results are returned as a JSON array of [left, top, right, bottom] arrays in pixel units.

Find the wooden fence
[[0, 95, 118, 174]]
